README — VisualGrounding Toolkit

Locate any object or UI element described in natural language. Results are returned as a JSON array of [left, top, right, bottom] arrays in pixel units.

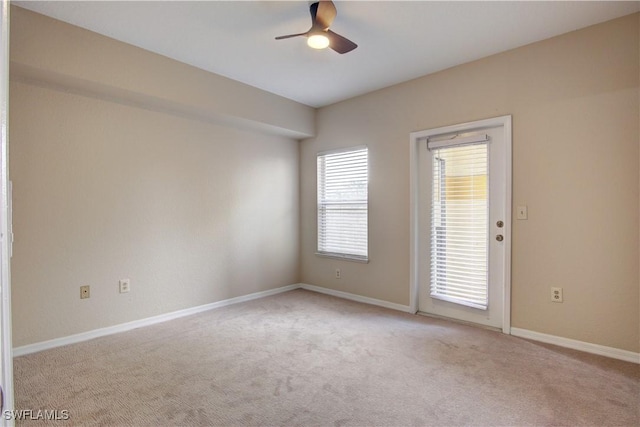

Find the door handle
[[496, 234, 504, 242]]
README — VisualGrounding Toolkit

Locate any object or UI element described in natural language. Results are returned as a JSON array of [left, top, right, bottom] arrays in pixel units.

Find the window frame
[[316, 145, 369, 263]]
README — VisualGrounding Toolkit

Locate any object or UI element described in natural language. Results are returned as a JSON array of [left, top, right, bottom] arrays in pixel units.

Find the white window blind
[[317, 147, 368, 261], [429, 140, 488, 310]]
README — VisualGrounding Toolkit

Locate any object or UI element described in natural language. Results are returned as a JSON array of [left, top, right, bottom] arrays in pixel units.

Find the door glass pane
[[430, 143, 489, 309]]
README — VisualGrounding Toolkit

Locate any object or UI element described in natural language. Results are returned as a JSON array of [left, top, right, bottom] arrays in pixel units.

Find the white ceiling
[[14, 1, 640, 108]]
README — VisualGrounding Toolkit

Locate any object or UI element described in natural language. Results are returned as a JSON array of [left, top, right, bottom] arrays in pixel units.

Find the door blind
[[429, 141, 489, 310], [317, 147, 368, 260]]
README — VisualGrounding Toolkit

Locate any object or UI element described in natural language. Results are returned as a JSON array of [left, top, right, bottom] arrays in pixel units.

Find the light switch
[[517, 205, 528, 220]]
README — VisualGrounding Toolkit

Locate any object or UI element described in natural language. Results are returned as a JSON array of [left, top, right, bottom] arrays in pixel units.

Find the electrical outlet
[[119, 278, 130, 294], [335, 269, 341, 279], [80, 285, 90, 299], [551, 287, 563, 303]]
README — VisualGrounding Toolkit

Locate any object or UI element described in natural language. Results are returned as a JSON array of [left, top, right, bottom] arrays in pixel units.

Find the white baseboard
[[511, 327, 639, 364], [20, 284, 633, 365], [299, 283, 412, 313], [13, 284, 300, 357], [14, 283, 410, 357]]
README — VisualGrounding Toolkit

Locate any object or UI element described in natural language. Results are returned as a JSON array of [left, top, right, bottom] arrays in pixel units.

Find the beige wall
[[10, 8, 302, 347], [10, 7, 315, 139], [300, 14, 640, 352]]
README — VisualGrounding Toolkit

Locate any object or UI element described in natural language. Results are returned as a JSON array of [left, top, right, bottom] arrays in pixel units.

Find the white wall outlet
[[119, 278, 130, 293], [551, 287, 563, 303], [517, 205, 528, 220], [80, 285, 90, 299], [335, 269, 341, 279]]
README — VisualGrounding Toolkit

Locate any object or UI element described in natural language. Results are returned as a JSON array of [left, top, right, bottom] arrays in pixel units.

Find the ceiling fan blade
[[275, 32, 308, 40], [326, 29, 357, 54], [315, 0, 337, 30]]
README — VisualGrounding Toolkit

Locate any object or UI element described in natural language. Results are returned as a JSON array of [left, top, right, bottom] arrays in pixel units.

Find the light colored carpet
[[13, 289, 639, 426]]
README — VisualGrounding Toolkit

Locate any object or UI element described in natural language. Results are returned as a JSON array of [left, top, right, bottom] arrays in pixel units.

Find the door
[[411, 116, 511, 331]]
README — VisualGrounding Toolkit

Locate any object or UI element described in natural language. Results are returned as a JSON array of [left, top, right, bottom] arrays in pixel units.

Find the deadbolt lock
[[496, 220, 504, 228]]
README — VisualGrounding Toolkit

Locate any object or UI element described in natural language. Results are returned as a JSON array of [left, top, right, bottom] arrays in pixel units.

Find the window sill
[[315, 252, 369, 264]]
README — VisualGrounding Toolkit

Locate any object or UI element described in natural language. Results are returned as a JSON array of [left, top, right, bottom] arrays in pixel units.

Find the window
[[430, 140, 488, 309], [317, 146, 368, 262]]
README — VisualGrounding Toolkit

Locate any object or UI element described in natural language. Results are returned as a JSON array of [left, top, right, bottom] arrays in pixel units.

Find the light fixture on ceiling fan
[[275, 0, 357, 54], [307, 32, 330, 50]]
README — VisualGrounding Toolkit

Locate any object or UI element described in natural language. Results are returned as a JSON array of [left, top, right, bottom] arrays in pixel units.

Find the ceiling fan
[[275, 0, 358, 54]]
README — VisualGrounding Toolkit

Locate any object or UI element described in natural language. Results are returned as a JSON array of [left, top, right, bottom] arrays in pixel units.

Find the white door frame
[[409, 115, 512, 333], [0, 0, 14, 422]]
